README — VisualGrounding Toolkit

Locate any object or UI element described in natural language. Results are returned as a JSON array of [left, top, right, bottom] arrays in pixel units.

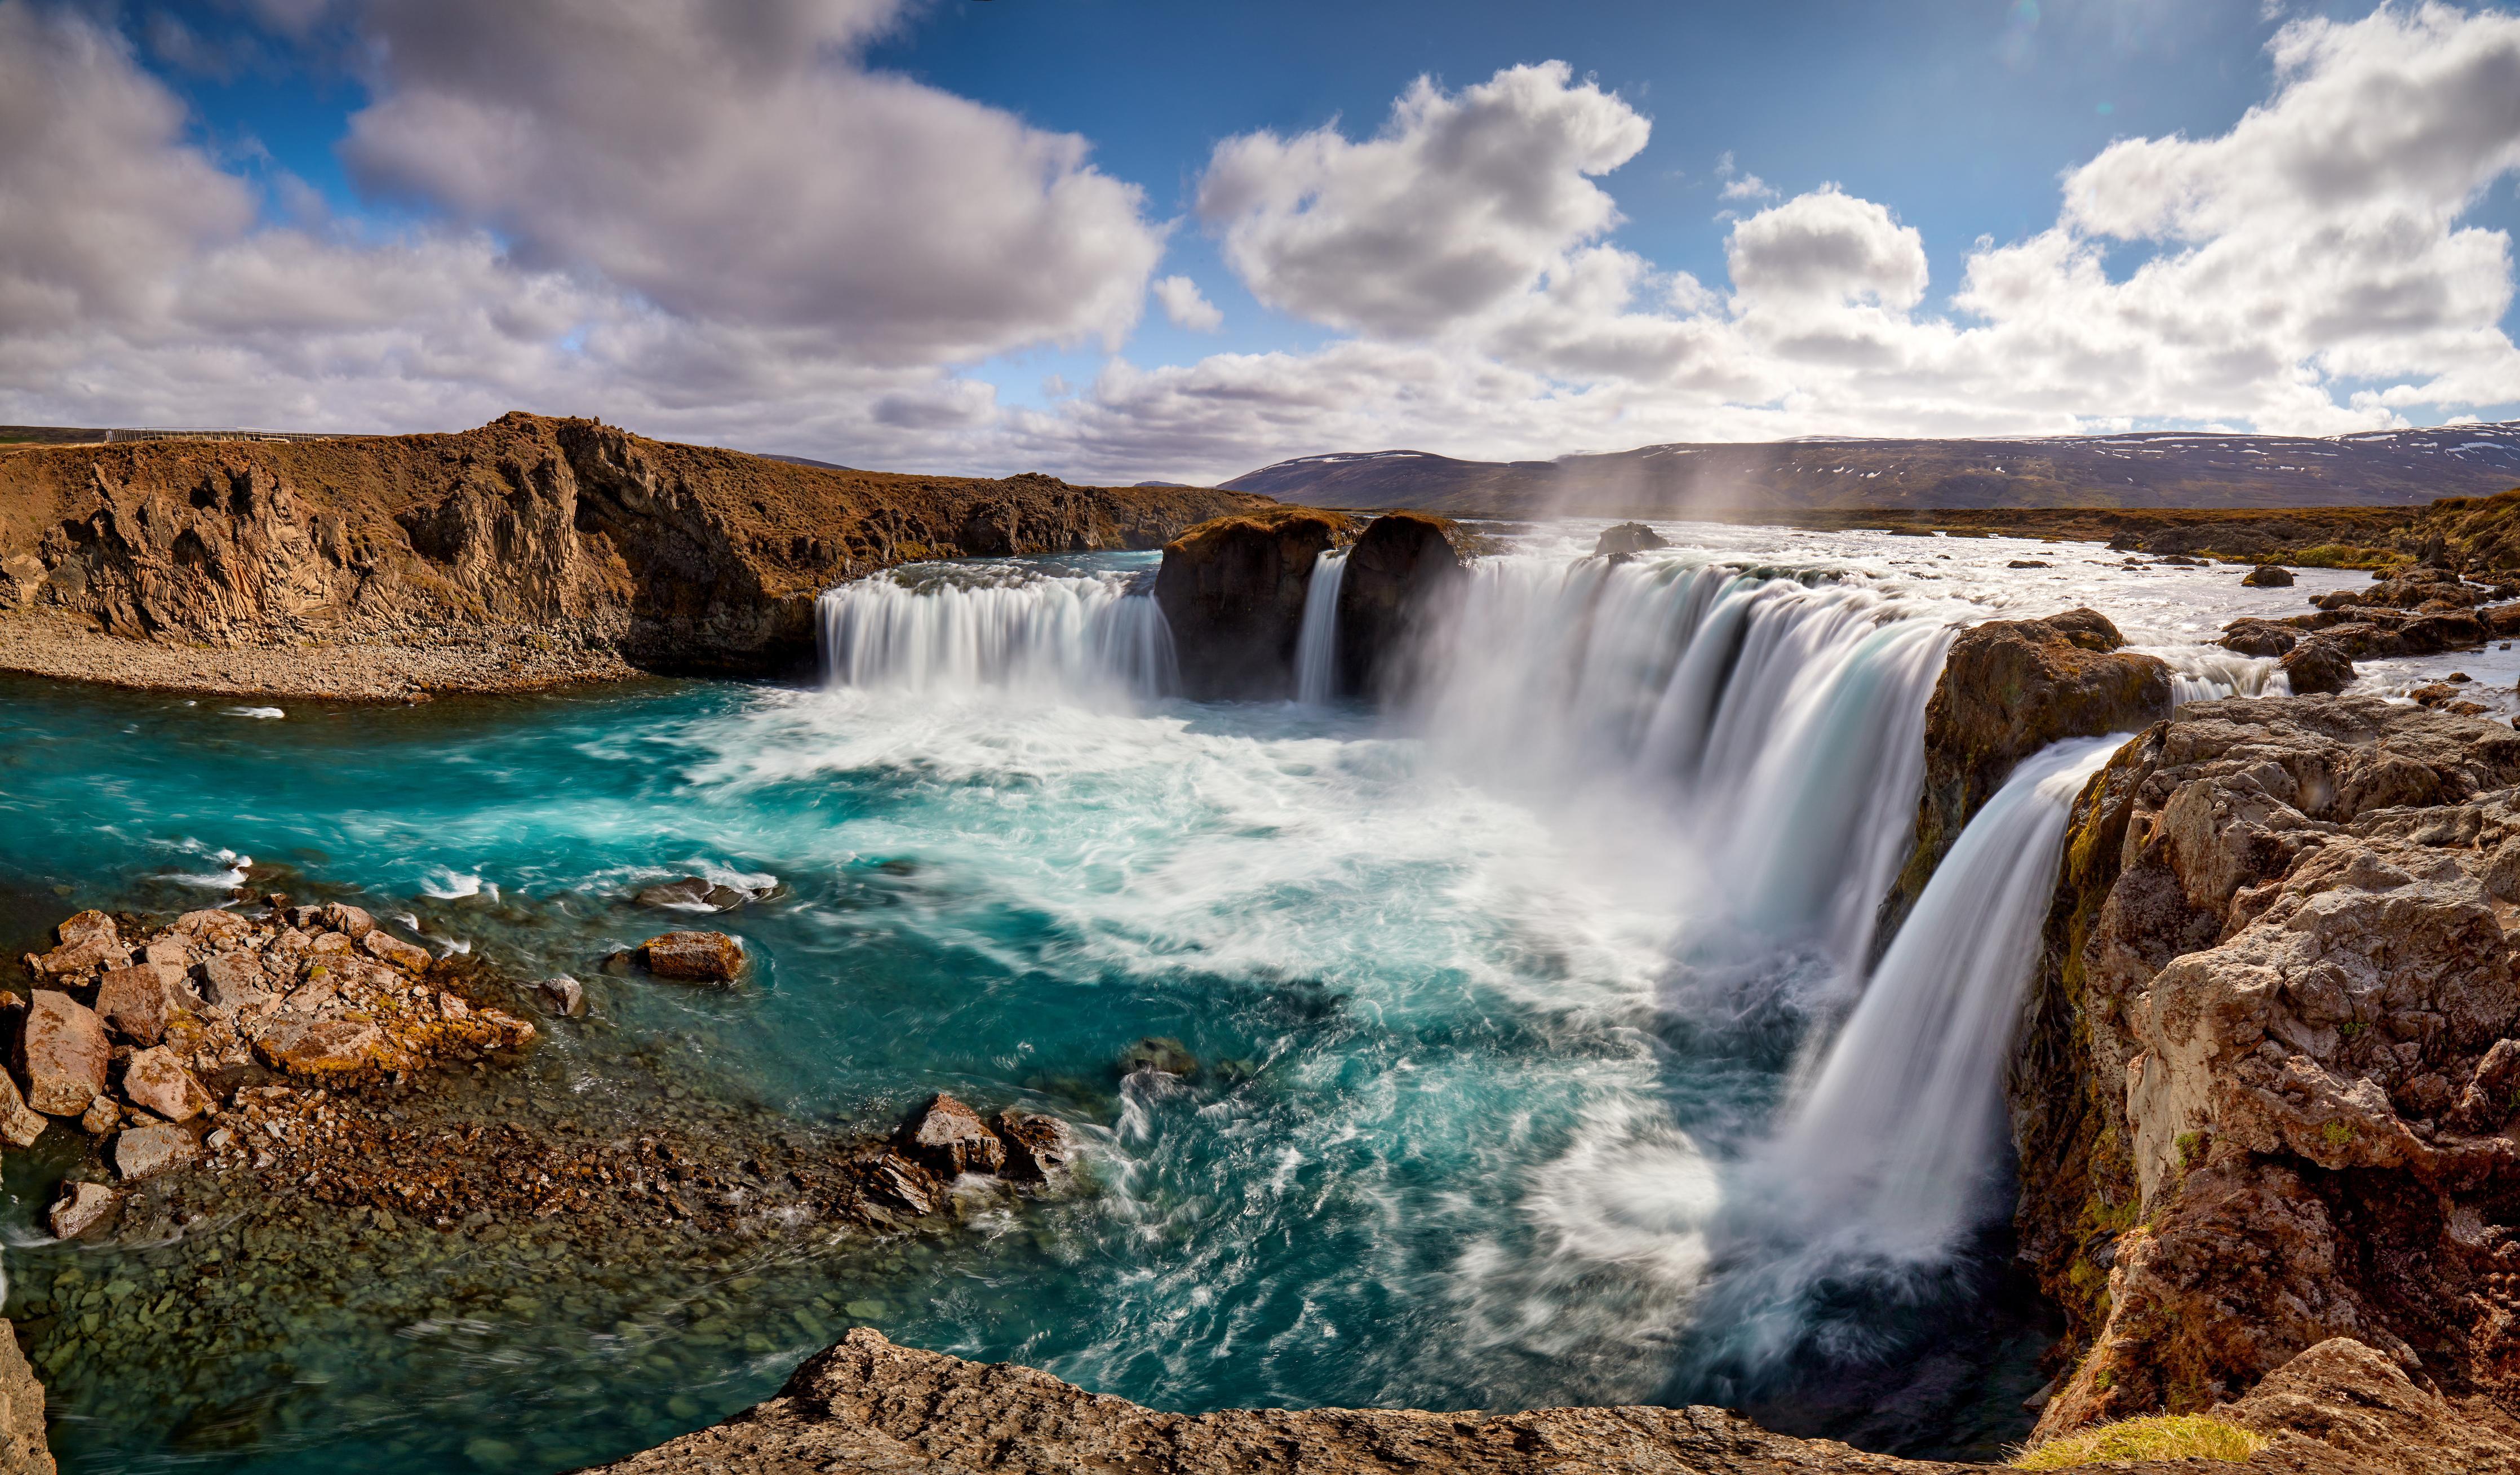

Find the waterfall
[[817, 565, 1177, 698], [1294, 550, 1349, 704], [1666, 733, 2125, 1396], [2155, 646, 2290, 704], [1410, 555, 1953, 977]]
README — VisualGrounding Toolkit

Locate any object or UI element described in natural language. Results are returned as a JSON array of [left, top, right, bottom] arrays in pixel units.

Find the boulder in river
[[993, 1110, 1075, 1183], [536, 975, 587, 1017], [2219, 617, 2300, 657], [16, 991, 108, 1117], [1591, 522, 1667, 560], [47, 1180, 116, 1241], [2241, 564, 2295, 586], [638, 930, 746, 984], [2279, 637, 2355, 696], [895, 1094, 1006, 1178], [1153, 507, 1356, 699], [1336, 512, 1466, 702]]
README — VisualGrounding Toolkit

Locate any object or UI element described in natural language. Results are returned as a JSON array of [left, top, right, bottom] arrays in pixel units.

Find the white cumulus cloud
[[1152, 275, 1223, 331]]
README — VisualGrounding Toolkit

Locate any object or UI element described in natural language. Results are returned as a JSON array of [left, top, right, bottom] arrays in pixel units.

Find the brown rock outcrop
[[637, 930, 745, 984], [1882, 610, 2171, 938], [0, 1323, 49, 1475], [895, 1094, 1006, 1179], [16, 992, 108, 1117], [1334, 512, 1466, 701], [1153, 507, 1357, 699], [2242, 564, 2295, 587], [2279, 637, 2355, 696], [0, 414, 1267, 699], [2010, 694, 2520, 1439]]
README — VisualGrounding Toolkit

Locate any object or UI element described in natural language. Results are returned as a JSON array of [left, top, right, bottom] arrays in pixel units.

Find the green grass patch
[[2012, 1414, 2267, 1469], [2287, 543, 2408, 570]]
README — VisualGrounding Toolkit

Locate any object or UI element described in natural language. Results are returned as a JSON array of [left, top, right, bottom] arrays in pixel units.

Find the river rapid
[[0, 520, 2463, 1472]]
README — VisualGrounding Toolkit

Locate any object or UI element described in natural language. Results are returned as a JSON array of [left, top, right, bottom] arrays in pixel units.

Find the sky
[[3, 0, 2520, 483]]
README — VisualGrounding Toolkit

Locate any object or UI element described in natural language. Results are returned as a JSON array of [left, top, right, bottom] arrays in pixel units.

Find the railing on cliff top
[[101, 428, 344, 444]]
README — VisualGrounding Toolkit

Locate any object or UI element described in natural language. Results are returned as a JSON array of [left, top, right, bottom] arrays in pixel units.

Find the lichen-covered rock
[[1334, 512, 1466, 701], [0, 1075, 43, 1150], [638, 930, 745, 984], [94, 962, 191, 1045], [2220, 1337, 2520, 1474], [1883, 609, 2171, 938], [895, 1094, 1006, 1179], [360, 929, 432, 973], [121, 1047, 212, 1123], [1153, 507, 1357, 699], [16, 992, 108, 1117], [2013, 695, 2520, 1439]]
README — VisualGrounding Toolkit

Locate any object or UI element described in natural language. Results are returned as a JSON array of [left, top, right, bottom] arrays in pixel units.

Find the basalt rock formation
[[2011, 694, 2520, 1445], [0, 414, 1265, 698], [1334, 511, 1466, 701], [1153, 506, 1357, 699], [1881, 610, 2172, 940]]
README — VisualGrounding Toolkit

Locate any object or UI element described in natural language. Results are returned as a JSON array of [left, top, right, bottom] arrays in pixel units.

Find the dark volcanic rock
[[1153, 508, 1356, 699], [2278, 637, 2355, 695], [2241, 564, 2295, 586], [1882, 609, 2171, 940], [2220, 617, 2300, 657], [1334, 512, 1466, 701], [1592, 521, 1668, 559]]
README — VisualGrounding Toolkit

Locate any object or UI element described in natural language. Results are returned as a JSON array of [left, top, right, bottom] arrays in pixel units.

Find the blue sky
[[5, 0, 2519, 479]]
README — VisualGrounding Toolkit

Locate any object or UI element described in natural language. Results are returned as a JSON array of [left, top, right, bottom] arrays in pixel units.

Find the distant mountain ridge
[[1223, 423, 2520, 515]]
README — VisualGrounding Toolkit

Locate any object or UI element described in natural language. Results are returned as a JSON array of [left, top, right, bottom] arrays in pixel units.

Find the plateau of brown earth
[[0, 414, 1263, 701]]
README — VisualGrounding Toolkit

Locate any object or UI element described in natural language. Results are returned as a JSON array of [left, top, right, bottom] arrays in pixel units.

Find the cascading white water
[[1666, 733, 2125, 1391], [817, 565, 1177, 698], [1410, 553, 1953, 977], [2155, 646, 2290, 704], [1294, 550, 1350, 704]]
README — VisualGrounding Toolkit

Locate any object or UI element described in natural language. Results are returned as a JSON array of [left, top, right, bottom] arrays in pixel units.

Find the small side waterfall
[[1294, 550, 1349, 704], [2156, 647, 2290, 704], [1665, 733, 2125, 1402], [817, 565, 1177, 698]]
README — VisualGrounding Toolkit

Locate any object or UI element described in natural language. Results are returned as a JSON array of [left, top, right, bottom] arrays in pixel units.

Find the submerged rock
[[637, 931, 746, 984], [1117, 1037, 1197, 1079], [536, 975, 587, 1017], [633, 875, 769, 911]]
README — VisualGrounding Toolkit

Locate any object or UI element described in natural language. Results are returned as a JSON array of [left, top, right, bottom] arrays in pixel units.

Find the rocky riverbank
[[0, 414, 1266, 701]]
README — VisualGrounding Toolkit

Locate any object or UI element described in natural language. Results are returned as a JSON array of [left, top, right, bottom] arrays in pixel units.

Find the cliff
[[2009, 695, 2520, 1442], [0, 414, 1267, 699]]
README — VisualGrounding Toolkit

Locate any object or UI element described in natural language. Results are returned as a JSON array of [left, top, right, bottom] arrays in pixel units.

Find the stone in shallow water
[[2242, 564, 2295, 587], [1117, 1037, 1196, 1079], [993, 1110, 1073, 1184], [54, 911, 116, 949], [0, 1074, 44, 1149], [114, 1122, 198, 1181], [122, 1047, 212, 1123], [17, 990, 109, 1115], [895, 1094, 1004, 1178], [48, 1180, 116, 1239], [638, 931, 744, 984], [536, 976, 586, 1017]]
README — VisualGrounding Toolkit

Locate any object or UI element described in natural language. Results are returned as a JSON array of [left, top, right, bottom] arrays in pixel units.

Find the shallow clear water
[[0, 524, 2455, 1472]]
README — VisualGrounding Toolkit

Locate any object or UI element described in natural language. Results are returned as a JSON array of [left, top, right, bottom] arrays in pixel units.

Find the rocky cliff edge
[[0, 414, 1267, 699]]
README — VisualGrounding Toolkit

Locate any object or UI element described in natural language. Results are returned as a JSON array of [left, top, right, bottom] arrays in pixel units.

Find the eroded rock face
[[1334, 512, 1465, 702], [1153, 508, 1356, 699], [1883, 609, 2171, 937], [2012, 695, 2520, 1438], [0, 413, 1266, 691]]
